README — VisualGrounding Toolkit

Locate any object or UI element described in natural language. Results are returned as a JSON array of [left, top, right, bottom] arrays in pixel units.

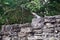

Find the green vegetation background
[[0, 0, 60, 27]]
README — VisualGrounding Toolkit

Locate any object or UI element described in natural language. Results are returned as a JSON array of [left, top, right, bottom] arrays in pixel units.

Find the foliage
[[0, 0, 60, 25], [25, 0, 60, 16], [25, 0, 41, 12]]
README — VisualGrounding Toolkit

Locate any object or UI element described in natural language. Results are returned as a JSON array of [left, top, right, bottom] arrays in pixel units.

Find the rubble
[[0, 15, 60, 40]]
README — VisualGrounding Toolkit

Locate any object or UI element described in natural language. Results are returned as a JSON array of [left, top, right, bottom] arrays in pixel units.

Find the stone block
[[21, 27, 32, 33], [2, 36, 11, 40], [45, 23, 56, 28], [18, 32, 27, 37], [43, 28, 54, 33], [55, 27, 60, 31], [27, 36, 36, 40], [56, 19, 60, 23], [33, 29, 43, 34]]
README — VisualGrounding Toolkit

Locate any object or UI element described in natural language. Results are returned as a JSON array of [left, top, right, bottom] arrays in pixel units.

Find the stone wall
[[0, 15, 60, 40]]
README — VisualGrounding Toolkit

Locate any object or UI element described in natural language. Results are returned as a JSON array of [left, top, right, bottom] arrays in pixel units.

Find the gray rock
[[55, 27, 60, 31], [21, 27, 32, 33], [43, 28, 54, 33], [45, 23, 56, 28], [1, 15, 60, 40], [33, 29, 43, 34]]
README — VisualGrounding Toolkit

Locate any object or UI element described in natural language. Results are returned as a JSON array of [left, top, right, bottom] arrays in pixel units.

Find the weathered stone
[[27, 36, 36, 40], [21, 37, 27, 40], [49, 37, 55, 40], [44, 19, 56, 23], [21, 27, 32, 33], [2, 35, 11, 40], [34, 35, 43, 39], [56, 24, 60, 27], [1, 15, 60, 40], [33, 29, 43, 34], [45, 23, 56, 28], [56, 19, 60, 23], [18, 32, 27, 37], [44, 16, 56, 23], [43, 28, 54, 33], [54, 15, 60, 19], [11, 36, 18, 40], [55, 27, 60, 31], [20, 23, 31, 27]]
